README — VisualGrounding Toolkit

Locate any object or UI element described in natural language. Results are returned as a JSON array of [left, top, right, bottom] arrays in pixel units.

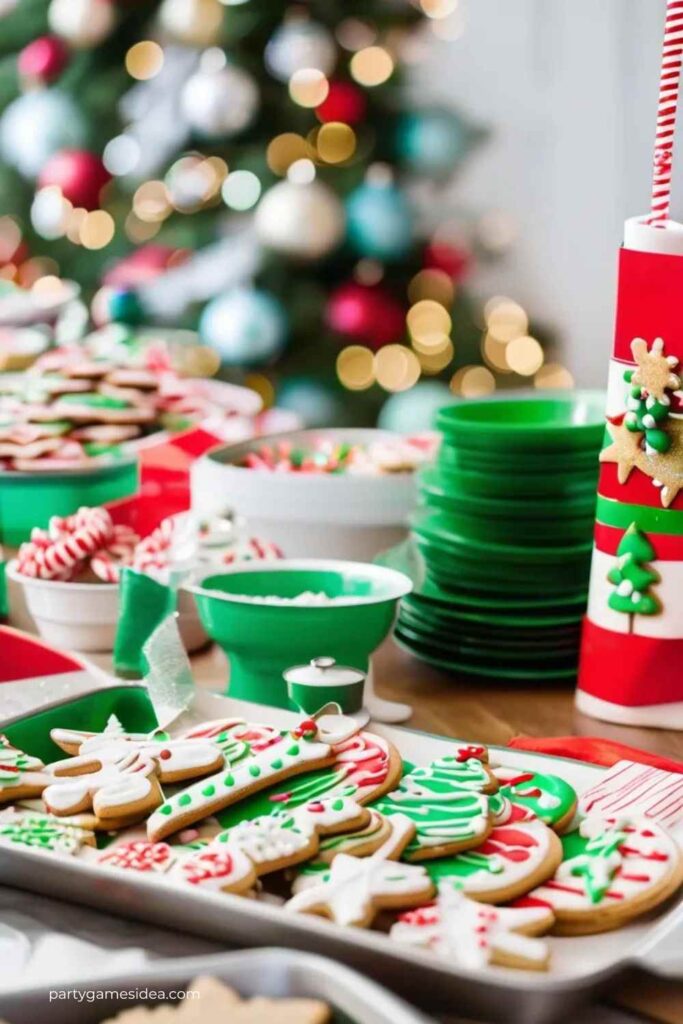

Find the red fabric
[[598, 462, 683, 511], [613, 246, 683, 362], [508, 734, 683, 774], [0, 626, 84, 682], [594, 521, 683, 559], [578, 618, 683, 706]]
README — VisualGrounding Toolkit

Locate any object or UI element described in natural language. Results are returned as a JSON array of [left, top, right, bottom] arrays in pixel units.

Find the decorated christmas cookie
[[0, 808, 95, 854], [391, 884, 554, 971], [517, 816, 683, 935], [425, 820, 563, 904], [43, 750, 163, 825], [210, 730, 402, 833], [180, 718, 284, 766], [371, 753, 496, 861], [578, 760, 683, 830], [285, 814, 435, 928], [147, 716, 365, 843], [490, 767, 577, 832], [98, 839, 177, 875], [175, 796, 369, 896], [51, 717, 225, 785], [0, 736, 50, 805]]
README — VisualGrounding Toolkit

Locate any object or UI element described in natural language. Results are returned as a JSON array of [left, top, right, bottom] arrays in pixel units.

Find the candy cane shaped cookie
[[0, 735, 51, 805], [285, 814, 434, 928], [174, 796, 369, 895], [426, 820, 563, 904], [147, 717, 360, 842], [43, 750, 163, 825], [391, 885, 554, 972], [517, 816, 683, 935]]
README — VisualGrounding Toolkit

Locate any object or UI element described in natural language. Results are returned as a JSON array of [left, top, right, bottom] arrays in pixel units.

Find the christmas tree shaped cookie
[[607, 524, 661, 630], [0, 735, 50, 804]]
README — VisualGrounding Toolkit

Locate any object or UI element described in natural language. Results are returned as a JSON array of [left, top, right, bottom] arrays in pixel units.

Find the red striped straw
[[649, 0, 683, 224]]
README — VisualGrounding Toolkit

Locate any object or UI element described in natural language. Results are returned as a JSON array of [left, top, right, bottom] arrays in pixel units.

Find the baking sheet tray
[[0, 685, 681, 1024], [0, 946, 432, 1024]]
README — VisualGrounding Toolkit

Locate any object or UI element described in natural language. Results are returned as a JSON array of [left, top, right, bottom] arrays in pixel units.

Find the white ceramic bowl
[[6, 561, 207, 654], [190, 428, 421, 562]]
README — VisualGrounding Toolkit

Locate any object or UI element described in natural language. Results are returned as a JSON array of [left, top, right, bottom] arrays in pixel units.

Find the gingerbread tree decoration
[[624, 337, 680, 453], [607, 524, 661, 632]]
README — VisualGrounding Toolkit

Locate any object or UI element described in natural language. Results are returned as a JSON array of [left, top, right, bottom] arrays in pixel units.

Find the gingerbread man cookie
[[0, 736, 50, 805], [43, 750, 163, 825], [426, 820, 563, 904], [175, 796, 369, 896], [51, 718, 224, 785], [391, 884, 554, 971], [285, 814, 435, 928], [517, 816, 683, 935]]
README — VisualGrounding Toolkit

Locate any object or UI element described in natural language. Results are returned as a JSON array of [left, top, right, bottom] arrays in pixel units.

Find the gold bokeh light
[[375, 344, 421, 392], [350, 46, 394, 87], [289, 69, 329, 107], [337, 345, 375, 390], [133, 180, 170, 222], [534, 363, 575, 390], [407, 299, 452, 344], [485, 297, 528, 343], [408, 268, 454, 308], [317, 122, 356, 163], [506, 335, 544, 376], [125, 41, 164, 80], [80, 210, 115, 250], [450, 365, 496, 398], [266, 133, 312, 176]]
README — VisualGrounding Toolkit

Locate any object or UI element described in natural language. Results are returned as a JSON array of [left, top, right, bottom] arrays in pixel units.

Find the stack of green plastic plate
[[395, 392, 605, 681]]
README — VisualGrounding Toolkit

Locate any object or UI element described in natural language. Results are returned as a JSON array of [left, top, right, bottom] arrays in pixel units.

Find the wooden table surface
[[191, 636, 683, 1023]]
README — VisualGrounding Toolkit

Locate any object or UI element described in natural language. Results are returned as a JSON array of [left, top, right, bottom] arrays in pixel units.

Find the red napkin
[[508, 735, 683, 774]]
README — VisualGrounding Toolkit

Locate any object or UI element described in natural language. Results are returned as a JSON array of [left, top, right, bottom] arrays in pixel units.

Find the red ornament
[[316, 81, 367, 125], [326, 282, 405, 349], [18, 36, 69, 84], [424, 241, 472, 282], [38, 149, 111, 211]]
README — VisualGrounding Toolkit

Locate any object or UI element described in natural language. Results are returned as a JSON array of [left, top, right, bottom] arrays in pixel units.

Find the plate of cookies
[[0, 685, 681, 1023]]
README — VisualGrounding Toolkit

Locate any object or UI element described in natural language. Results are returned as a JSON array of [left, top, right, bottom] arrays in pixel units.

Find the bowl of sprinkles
[[191, 428, 436, 562]]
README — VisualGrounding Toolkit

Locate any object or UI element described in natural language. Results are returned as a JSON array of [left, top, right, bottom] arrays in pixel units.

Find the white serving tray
[[0, 687, 681, 1024]]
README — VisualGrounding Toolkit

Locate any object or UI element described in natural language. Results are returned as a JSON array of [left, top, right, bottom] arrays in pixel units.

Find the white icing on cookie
[[43, 751, 159, 817], [391, 885, 551, 970], [578, 761, 683, 830]]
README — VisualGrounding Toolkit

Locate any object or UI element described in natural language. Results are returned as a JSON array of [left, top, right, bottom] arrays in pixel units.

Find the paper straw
[[649, 0, 683, 224]]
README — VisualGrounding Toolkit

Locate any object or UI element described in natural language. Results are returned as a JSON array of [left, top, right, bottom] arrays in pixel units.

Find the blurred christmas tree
[[0, 0, 566, 426]]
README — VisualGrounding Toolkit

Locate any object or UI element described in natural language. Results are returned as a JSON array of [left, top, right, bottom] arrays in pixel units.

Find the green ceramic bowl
[[417, 505, 595, 545], [413, 513, 593, 563], [189, 560, 412, 709], [435, 392, 605, 452], [394, 632, 579, 682], [411, 580, 589, 614], [419, 468, 598, 518]]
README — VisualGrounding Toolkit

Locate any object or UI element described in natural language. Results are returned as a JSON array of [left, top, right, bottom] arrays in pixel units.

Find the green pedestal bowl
[[188, 559, 413, 720]]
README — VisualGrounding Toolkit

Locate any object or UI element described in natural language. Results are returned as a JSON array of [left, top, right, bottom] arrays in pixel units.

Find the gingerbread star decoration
[[630, 337, 681, 404], [599, 419, 643, 484]]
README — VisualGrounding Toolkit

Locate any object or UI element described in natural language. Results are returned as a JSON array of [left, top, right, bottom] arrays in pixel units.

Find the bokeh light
[[244, 372, 275, 408], [103, 135, 140, 176], [289, 69, 329, 107], [125, 41, 164, 80], [316, 122, 356, 163], [450, 365, 495, 397], [375, 344, 421, 391], [484, 297, 528, 342], [407, 299, 452, 346], [79, 210, 115, 250], [534, 363, 575, 390], [337, 345, 375, 390], [418, 337, 454, 374], [482, 332, 513, 373], [506, 335, 544, 376], [336, 19, 377, 51], [222, 169, 261, 210], [350, 46, 394, 87], [133, 180, 170, 222], [266, 133, 312, 175], [408, 268, 454, 307], [124, 212, 160, 243]]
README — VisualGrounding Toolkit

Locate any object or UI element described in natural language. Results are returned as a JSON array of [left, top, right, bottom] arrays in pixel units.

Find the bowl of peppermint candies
[[190, 428, 436, 562]]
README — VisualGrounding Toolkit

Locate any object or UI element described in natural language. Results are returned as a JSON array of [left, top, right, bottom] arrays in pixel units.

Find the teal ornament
[[379, 382, 453, 433], [397, 109, 467, 175], [277, 377, 342, 427], [0, 89, 86, 178], [108, 288, 144, 326], [199, 287, 287, 366], [345, 179, 413, 260]]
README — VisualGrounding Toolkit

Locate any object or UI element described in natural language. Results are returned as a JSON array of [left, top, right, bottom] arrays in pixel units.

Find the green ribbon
[[596, 495, 683, 535], [113, 568, 176, 679]]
